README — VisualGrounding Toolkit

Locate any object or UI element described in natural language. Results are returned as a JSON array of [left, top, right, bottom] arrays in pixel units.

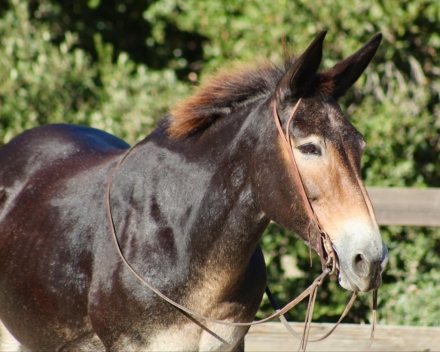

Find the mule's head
[[261, 31, 388, 292]]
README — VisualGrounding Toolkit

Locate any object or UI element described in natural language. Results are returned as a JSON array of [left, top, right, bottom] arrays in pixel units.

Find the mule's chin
[[337, 266, 383, 292], [338, 270, 363, 292], [337, 271, 357, 292]]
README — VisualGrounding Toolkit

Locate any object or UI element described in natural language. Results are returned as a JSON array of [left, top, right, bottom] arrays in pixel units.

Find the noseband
[[105, 97, 369, 350]]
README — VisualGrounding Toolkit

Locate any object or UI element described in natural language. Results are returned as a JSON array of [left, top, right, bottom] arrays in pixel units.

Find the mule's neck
[[111, 98, 274, 288], [164, 105, 271, 276]]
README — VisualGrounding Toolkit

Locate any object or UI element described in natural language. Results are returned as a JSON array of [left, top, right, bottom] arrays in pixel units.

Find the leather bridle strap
[[272, 97, 316, 227], [272, 98, 337, 273]]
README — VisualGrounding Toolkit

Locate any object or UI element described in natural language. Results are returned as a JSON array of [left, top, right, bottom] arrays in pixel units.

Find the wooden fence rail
[[366, 186, 440, 226], [245, 322, 440, 351]]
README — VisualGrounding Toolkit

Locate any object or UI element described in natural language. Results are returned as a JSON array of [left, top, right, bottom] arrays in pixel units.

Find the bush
[[0, 0, 189, 145]]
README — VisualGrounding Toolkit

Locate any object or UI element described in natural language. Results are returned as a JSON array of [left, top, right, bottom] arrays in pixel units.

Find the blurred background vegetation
[[1, 0, 439, 326]]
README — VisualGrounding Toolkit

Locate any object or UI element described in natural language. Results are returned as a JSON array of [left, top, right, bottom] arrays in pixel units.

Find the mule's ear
[[276, 30, 327, 100], [326, 33, 382, 98]]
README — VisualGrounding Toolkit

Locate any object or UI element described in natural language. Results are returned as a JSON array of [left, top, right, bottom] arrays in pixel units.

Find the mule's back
[[0, 124, 128, 182], [0, 124, 129, 217]]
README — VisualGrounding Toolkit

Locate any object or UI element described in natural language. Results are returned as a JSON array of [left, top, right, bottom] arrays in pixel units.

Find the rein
[[105, 97, 372, 350]]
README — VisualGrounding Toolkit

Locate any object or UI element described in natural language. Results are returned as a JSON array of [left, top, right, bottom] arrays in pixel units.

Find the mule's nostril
[[353, 254, 369, 277]]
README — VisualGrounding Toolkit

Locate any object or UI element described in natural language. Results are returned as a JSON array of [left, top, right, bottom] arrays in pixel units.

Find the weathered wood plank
[[245, 322, 440, 351], [366, 186, 440, 226]]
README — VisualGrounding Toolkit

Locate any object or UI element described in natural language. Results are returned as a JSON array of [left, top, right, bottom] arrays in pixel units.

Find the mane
[[167, 60, 283, 138], [167, 57, 335, 139]]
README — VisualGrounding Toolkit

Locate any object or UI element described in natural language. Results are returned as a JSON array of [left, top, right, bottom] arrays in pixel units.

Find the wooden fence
[[245, 322, 440, 351], [246, 186, 440, 351], [367, 186, 440, 226]]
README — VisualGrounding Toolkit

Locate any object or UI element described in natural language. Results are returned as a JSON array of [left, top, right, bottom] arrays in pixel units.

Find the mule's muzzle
[[335, 239, 388, 293], [350, 252, 386, 292]]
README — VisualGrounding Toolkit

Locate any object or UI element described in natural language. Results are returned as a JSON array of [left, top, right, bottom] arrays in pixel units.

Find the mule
[[0, 31, 388, 351]]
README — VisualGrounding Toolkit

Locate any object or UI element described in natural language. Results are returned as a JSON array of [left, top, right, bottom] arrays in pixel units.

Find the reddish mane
[[167, 59, 335, 139], [167, 61, 281, 138]]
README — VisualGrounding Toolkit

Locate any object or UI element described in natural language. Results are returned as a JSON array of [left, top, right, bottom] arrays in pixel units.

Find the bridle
[[271, 97, 376, 348], [272, 97, 337, 274], [105, 97, 374, 350]]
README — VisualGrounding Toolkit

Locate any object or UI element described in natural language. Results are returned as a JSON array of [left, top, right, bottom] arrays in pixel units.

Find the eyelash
[[298, 143, 321, 155]]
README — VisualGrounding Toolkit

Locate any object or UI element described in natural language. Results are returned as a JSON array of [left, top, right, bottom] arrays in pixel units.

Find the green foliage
[[27, 0, 206, 81], [378, 226, 440, 326], [2, 0, 440, 326], [0, 0, 188, 145]]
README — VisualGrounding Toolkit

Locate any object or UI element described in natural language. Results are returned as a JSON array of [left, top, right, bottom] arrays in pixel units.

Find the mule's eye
[[298, 143, 321, 155]]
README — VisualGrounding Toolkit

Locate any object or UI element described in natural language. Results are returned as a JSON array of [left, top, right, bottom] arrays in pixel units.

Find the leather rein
[[105, 98, 366, 349]]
